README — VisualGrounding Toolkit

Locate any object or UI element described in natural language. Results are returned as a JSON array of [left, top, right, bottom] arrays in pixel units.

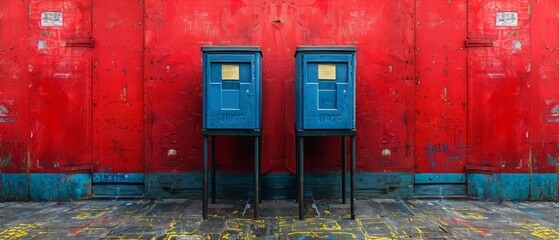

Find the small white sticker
[[496, 12, 518, 27], [41, 12, 63, 27], [38, 40, 47, 50], [512, 40, 522, 50]]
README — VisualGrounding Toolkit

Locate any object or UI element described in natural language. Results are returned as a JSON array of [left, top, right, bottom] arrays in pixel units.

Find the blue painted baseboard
[[0, 172, 557, 201], [1, 173, 91, 201], [467, 173, 557, 201]]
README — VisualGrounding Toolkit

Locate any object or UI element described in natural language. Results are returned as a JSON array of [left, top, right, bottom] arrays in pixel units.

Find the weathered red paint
[[467, 0, 532, 173], [28, 0, 92, 173], [1, 0, 558, 180], [92, 0, 144, 173], [0, 0, 29, 174], [414, 0, 467, 175], [530, 0, 559, 174]]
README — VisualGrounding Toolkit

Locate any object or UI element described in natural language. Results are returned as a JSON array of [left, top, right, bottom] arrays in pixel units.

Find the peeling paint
[[0, 105, 10, 116], [2, 154, 12, 166], [550, 105, 559, 117], [167, 149, 177, 156], [381, 149, 391, 156]]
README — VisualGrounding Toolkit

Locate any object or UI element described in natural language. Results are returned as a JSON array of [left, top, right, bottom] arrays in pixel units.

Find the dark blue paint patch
[[547, 154, 557, 166], [424, 139, 471, 168], [0, 118, 16, 123]]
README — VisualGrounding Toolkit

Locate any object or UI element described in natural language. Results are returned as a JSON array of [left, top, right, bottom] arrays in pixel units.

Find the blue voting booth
[[295, 46, 356, 130], [201, 46, 262, 220], [202, 46, 262, 129], [294, 46, 358, 221]]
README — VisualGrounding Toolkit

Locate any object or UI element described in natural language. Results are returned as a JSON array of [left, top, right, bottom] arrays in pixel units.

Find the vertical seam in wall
[[412, 0, 417, 191], [89, 0, 94, 197], [26, 0, 32, 201], [465, 0, 470, 197], [142, 0, 147, 197], [527, 0, 533, 201]]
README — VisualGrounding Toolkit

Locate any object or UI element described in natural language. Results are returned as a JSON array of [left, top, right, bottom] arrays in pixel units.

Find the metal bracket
[[465, 38, 493, 48], [466, 165, 498, 173], [66, 38, 94, 48]]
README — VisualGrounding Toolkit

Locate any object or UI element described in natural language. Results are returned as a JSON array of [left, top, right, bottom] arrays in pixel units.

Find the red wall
[[1, 0, 558, 177]]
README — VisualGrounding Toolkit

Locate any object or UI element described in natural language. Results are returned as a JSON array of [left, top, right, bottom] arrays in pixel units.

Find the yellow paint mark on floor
[[0, 223, 41, 240], [463, 213, 486, 220], [163, 234, 203, 240], [74, 212, 103, 220], [286, 231, 359, 239], [524, 224, 559, 239], [357, 219, 397, 239]]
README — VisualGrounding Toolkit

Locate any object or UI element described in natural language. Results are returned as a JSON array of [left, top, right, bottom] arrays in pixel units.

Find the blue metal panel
[[93, 184, 144, 198], [415, 173, 467, 184], [202, 46, 262, 129], [145, 173, 202, 199], [144, 172, 413, 200], [295, 46, 356, 130], [1, 172, 555, 201], [28, 174, 91, 201], [1, 173, 30, 201], [530, 173, 557, 201]]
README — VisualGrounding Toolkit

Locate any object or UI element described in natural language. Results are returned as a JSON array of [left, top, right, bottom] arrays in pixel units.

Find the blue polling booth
[[202, 46, 262, 130], [295, 46, 357, 130], [201, 46, 263, 220]]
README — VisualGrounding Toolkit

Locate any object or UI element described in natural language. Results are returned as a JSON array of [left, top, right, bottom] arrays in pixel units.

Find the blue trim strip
[[1, 173, 90, 201], [1, 173, 30, 201], [467, 173, 557, 201], [415, 173, 466, 184], [1, 173, 557, 201]]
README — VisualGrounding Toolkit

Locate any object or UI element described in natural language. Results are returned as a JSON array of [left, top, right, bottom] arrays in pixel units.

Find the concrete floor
[[0, 198, 558, 239]]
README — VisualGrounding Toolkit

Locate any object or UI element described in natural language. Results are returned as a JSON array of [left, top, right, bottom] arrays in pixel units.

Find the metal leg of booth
[[298, 136, 305, 220], [295, 137, 299, 204], [350, 135, 356, 220], [342, 136, 347, 204], [254, 136, 260, 219], [211, 136, 216, 204], [203, 136, 208, 220], [259, 136, 263, 204]]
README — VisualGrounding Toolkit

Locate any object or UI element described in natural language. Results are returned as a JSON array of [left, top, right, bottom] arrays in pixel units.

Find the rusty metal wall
[[0, 0, 558, 200]]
